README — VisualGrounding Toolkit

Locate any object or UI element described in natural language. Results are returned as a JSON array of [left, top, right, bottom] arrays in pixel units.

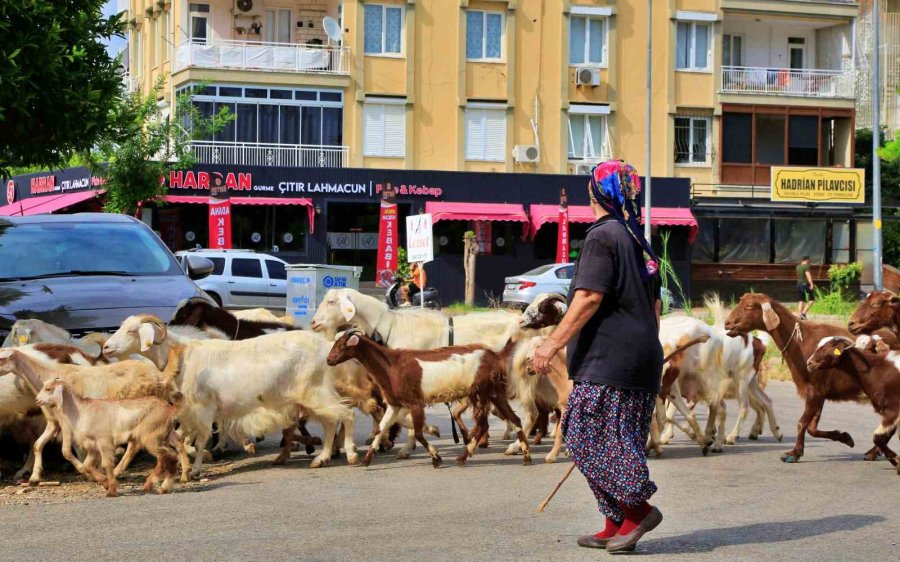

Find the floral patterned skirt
[[562, 382, 658, 522]]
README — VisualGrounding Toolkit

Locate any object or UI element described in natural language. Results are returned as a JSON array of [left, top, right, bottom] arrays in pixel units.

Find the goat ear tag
[[17, 335, 27, 345], [138, 324, 155, 352], [833, 348, 842, 357]]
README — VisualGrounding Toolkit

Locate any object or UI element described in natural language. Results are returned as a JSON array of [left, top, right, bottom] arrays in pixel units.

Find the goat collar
[[370, 312, 394, 346], [780, 321, 803, 362], [448, 316, 455, 346]]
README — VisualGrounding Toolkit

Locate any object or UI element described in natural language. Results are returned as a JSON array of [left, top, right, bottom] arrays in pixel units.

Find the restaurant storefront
[[3, 165, 696, 305]]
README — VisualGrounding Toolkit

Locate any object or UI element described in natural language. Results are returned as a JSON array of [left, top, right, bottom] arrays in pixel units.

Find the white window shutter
[[465, 109, 484, 160], [383, 104, 406, 157], [364, 104, 384, 156], [483, 109, 506, 161]]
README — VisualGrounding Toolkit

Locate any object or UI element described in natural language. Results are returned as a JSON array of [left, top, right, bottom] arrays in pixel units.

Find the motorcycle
[[385, 277, 441, 310]]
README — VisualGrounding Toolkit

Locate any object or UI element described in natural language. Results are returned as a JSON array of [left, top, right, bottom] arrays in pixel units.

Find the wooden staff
[[535, 335, 710, 513]]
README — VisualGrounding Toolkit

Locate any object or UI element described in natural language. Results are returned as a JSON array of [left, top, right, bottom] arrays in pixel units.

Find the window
[[569, 16, 607, 66], [718, 218, 771, 263], [774, 220, 826, 264], [365, 4, 403, 55], [266, 260, 287, 280], [674, 116, 710, 165], [231, 258, 263, 278], [151, 16, 160, 67], [788, 37, 805, 70], [788, 115, 818, 165], [465, 107, 506, 161], [208, 257, 226, 276], [756, 114, 785, 165], [190, 3, 209, 43], [555, 265, 575, 279], [722, 113, 751, 163], [723, 34, 742, 67], [466, 11, 503, 61], [567, 113, 608, 160], [264, 9, 291, 43], [364, 103, 406, 157], [675, 22, 711, 70]]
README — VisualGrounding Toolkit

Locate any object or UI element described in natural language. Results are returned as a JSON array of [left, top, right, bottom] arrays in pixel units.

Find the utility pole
[[873, 0, 883, 289], [644, 0, 652, 240]]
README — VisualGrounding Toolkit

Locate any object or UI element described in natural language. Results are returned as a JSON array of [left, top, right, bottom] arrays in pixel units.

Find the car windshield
[[521, 265, 555, 276], [0, 221, 182, 281]]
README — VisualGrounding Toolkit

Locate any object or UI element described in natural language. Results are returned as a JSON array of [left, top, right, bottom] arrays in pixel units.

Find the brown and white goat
[[849, 291, 900, 339], [807, 337, 900, 475], [724, 293, 879, 463], [326, 330, 532, 467], [35, 377, 183, 496], [518, 294, 568, 330]]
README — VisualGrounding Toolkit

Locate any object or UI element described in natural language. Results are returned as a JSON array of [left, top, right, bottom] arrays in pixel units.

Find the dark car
[[0, 213, 214, 341]]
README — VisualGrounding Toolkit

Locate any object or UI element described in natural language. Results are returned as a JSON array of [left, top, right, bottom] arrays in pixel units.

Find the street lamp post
[[644, 0, 652, 240], [873, 0, 883, 290]]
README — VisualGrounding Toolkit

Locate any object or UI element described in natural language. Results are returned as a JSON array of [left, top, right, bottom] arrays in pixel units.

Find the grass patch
[[445, 302, 495, 315]]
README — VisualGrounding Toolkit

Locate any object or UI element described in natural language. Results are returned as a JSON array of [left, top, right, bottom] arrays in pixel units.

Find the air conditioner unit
[[234, 0, 263, 18], [571, 162, 596, 176], [575, 67, 601, 86], [512, 144, 540, 163]]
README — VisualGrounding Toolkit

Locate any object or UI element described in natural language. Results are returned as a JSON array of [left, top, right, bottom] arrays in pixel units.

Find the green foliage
[[445, 303, 492, 315], [809, 288, 856, 318], [855, 128, 900, 204], [396, 247, 411, 279], [827, 262, 863, 295], [0, 0, 124, 174], [880, 133, 900, 163], [658, 231, 690, 315], [885, 219, 900, 268], [90, 79, 233, 214]]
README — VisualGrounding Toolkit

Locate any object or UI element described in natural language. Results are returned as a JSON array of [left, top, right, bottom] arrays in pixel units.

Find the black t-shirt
[[566, 216, 663, 394]]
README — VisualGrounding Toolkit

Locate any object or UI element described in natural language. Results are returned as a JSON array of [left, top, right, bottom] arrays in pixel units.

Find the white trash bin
[[286, 264, 363, 329]]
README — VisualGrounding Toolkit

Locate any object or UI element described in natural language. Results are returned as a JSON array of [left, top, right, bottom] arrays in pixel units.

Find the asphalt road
[[0, 380, 897, 562]]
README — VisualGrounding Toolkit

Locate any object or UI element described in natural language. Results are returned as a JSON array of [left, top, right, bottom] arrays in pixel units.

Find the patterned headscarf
[[589, 160, 659, 280]]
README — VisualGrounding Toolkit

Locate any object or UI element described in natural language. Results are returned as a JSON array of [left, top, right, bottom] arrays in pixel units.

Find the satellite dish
[[323, 16, 342, 44]]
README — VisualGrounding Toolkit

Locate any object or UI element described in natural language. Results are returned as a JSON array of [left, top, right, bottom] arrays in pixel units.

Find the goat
[[231, 308, 292, 325], [3, 319, 109, 357], [103, 315, 357, 478], [518, 294, 568, 330], [807, 337, 900, 475], [34, 377, 183, 496], [327, 330, 531, 467], [0, 346, 177, 484], [849, 291, 900, 339], [724, 293, 880, 463], [171, 300, 299, 340]]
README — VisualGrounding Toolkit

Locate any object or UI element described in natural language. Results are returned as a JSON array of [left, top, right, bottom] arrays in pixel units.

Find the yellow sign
[[771, 167, 865, 204]]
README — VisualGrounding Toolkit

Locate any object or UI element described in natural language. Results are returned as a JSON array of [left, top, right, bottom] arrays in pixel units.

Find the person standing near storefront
[[530, 161, 664, 554], [796, 256, 815, 320]]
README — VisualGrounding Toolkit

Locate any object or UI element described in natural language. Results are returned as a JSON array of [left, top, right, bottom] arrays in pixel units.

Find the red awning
[[0, 190, 104, 217], [426, 201, 529, 223], [162, 195, 316, 233], [528, 205, 596, 237], [641, 207, 699, 243]]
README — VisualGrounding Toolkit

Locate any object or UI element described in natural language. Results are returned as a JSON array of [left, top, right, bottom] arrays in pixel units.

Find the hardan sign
[[771, 167, 865, 204]]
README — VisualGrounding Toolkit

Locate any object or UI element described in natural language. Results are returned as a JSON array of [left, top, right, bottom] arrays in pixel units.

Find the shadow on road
[[640, 514, 885, 554]]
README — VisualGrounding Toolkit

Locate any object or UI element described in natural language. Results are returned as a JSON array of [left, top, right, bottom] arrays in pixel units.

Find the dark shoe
[[577, 534, 611, 549], [606, 507, 663, 554]]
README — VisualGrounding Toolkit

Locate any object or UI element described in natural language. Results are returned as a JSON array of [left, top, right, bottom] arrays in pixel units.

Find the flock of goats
[[0, 287, 899, 499]]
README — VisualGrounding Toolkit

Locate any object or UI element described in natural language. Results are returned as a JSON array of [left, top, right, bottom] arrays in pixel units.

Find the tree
[[855, 128, 900, 203], [0, 0, 124, 174], [91, 80, 232, 214], [463, 231, 479, 306]]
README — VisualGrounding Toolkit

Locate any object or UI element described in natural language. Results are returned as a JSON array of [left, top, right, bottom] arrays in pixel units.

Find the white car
[[174, 249, 288, 309]]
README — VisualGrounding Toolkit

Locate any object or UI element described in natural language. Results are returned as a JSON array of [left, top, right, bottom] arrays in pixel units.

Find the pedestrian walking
[[531, 160, 664, 553], [796, 256, 815, 320]]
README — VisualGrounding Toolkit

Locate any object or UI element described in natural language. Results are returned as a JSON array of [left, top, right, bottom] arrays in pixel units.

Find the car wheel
[[207, 292, 222, 307]]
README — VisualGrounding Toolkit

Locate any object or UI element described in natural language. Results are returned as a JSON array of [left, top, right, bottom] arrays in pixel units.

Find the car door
[[265, 259, 288, 309], [227, 257, 268, 307]]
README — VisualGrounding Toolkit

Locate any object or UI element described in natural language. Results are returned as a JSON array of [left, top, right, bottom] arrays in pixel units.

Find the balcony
[[721, 66, 854, 98], [173, 41, 350, 76], [190, 141, 348, 168]]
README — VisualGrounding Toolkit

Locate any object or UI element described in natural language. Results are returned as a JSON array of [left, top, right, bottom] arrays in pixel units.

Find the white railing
[[721, 66, 854, 98], [190, 141, 349, 168], [173, 40, 350, 75]]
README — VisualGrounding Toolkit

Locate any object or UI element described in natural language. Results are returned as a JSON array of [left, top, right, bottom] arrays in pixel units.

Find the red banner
[[556, 188, 569, 263], [375, 184, 398, 287], [208, 199, 232, 249], [473, 221, 493, 255]]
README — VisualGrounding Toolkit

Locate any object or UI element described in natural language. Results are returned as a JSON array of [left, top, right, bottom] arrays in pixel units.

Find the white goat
[[3, 318, 108, 357], [102, 315, 357, 478]]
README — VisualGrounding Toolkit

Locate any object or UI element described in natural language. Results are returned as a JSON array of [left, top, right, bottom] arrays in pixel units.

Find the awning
[[163, 195, 316, 233], [528, 205, 596, 237], [641, 207, 699, 243], [426, 201, 529, 224], [0, 190, 104, 217]]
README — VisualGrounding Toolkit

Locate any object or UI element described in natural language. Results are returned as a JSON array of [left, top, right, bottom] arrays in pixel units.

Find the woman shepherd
[[531, 160, 664, 553]]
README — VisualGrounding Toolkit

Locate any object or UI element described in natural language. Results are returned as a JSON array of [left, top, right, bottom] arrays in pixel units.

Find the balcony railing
[[721, 66, 854, 98], [173, 40, 350, 75], [190, 141, 349, 168]]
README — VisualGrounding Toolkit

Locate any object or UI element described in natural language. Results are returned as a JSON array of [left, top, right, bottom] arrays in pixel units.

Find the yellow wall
[[128, 0, 858, 190]]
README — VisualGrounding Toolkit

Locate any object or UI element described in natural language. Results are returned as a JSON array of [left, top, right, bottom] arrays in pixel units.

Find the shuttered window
[[364, 103, 406, 157], [465, 108, 506, 162]]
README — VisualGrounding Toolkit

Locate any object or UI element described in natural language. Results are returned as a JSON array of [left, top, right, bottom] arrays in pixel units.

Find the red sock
[[593, 517, 621, 539], [617, 501, 653, 535]]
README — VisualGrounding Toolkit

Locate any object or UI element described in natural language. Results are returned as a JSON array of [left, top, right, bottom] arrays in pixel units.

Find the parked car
[[174, 249, 289, 309], [502, 263, 673, 309], [0, 214, 214, 341]]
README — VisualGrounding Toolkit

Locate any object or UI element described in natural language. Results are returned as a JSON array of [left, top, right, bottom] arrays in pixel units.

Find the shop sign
[[472, 221, 492, 256], [770, 167, 865, 204], [406, 213, 434, 264], [6, 180, 15, 205], [208, 179, 232, 249], [376, 184, 399, 287], [556, 188, 569, 264]]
